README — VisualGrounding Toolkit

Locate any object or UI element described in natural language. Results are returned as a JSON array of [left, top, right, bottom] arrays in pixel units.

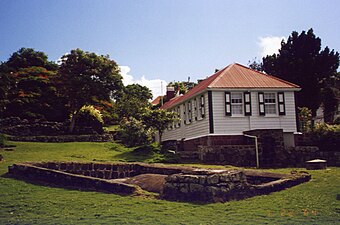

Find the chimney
[[166, 86, 175, 100]]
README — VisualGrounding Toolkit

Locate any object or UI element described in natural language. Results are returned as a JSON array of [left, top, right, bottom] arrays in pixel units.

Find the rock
[[189, 183, 204, 192], [207, 174, 219, 184]]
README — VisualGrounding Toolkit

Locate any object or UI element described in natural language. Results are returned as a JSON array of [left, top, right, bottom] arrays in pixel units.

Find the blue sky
[[1, 0, 339, 98]]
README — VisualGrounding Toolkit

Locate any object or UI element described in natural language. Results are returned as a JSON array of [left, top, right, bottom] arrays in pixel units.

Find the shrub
[[117, 117, 152, 147], [75, 105, 104, 134], [308, 123, 340, 152], [298, 107, 312, 132], [0, 133, 7, 147]]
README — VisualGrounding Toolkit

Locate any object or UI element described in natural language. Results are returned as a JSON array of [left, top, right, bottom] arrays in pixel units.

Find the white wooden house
[[160, 63, 300, 149]]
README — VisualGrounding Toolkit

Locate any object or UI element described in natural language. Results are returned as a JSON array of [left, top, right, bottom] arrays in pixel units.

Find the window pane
[[231, 93, 243, 115], [265, 104, 276, 114], [232, 105, 243, 114]]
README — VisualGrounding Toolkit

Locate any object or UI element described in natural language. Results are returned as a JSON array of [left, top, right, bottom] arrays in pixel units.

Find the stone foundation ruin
[[8, 162, 311, 203]]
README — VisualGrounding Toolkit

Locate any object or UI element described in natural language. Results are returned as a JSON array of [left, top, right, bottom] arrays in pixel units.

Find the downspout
[[243, 134, 259, 168]]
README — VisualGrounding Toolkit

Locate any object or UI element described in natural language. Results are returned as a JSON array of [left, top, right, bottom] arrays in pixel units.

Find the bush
[[117, 117, 152, 147], [75, 105, 104, 134], [0, 133, 7, 147], [308, 123, 340, 152]]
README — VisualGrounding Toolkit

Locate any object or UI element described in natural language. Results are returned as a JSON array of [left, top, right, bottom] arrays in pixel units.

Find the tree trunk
[[69, 111, 78, 133], [159, 131, 163, 144]]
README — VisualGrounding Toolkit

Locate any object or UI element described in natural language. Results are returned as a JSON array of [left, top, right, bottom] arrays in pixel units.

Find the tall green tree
[[57, 49, 123, 132], [116, 84, 153, 120], [3, 67, 68, 121], [262, 29, 339, 119], [143, 108, 176, 143], [6, 47, 58, 71], [0, 48, 64, 120]]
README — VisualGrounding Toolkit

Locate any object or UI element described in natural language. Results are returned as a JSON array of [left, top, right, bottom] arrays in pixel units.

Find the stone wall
[[162, 171, 248, 203], [0, 118, 67, 136], [8, 163, 138, 195], [177, 135, 250, 152], [0, 117, 103, 136], [7, 134, 114, 142], [198, 145, 256, 167], [45, 162, 184, 177], [8, 162, 311, 203]]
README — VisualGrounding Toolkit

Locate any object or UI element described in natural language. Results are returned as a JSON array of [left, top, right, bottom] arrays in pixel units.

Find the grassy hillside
[[0, 141, 339, 224]]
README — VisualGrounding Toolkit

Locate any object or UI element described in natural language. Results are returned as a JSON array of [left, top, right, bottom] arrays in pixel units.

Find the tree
[[247, 58, 263, 72], [0, 48, 65, 120], [262, 29, 339, 121], [143, 108, 177, 143], [3, 66, 68, 121], [321, 87, 339, 123], [116, 84, 153, 120], [57, 49, 123, 133], [167, 81, 196, 95], [0, 64, 12, 117], [6, 47, 58, 71]]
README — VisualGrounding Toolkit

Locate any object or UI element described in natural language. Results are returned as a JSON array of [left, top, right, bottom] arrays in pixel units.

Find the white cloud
[[119, 65, 167, 100], [258, 36, 285, 57]]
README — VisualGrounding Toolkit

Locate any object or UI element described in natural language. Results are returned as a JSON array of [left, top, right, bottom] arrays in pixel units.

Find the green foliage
[[142, 108, 177, 142], [321, 87, 339, 123], [79, 105, 104, 124], [75, 105, 104, 134], [5, 47, 58, 71], [308, 123, 340, 152], [298, 107, 312, 132], [0, 133, 6, 147], [167, 80, 197, 95], [118, 117, 152, 147], [262, 29, 339, 116], [57, 49, 123, 132], [247, 58, 263, 71], [0, 48, 68, 121], [4, 66, 68, 121], [116, 84, 152, 120]]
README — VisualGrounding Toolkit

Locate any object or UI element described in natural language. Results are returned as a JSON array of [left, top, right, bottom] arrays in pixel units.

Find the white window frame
[[264, 92, 277, 115], [231, 92, 244, 116]]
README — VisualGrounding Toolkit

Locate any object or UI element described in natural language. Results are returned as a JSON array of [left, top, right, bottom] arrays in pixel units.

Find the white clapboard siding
[[162, 90, 298, 141], [162, 92, 209, 141], [213, 91, 297, 134]]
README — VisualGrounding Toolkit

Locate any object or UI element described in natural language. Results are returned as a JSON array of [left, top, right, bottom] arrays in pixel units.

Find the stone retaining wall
[[8, 163, 138, 195], [7, 134, 114, 142], [32, 162, 185, 179], [8, 162, 311, 203], [198, 145, 256, 166], [162, 171, 248, 202]]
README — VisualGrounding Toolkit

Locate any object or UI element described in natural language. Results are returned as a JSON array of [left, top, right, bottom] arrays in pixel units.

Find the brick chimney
[[166, 86, 175, 100]]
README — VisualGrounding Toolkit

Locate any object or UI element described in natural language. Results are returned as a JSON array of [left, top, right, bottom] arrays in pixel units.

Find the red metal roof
[[161, 63, 299, 109], [151, 96, 162, 105]]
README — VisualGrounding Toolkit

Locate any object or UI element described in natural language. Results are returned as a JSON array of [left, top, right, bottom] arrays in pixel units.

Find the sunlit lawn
[[0, 141, 339, 224]]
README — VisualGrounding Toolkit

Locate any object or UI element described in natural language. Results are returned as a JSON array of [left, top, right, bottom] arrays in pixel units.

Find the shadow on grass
[[1, 172, 135, 196], [112, 144, 180, 163]]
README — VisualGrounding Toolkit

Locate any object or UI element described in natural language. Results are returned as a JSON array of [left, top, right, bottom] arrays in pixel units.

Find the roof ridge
[[236, 63, 300, 88], [208, 64, 232, 87]]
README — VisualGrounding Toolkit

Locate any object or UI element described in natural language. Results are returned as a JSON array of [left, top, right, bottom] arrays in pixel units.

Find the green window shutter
[[258, 92, 265, 116], [225, 92, 231, 116], [244, 92, 252, 116], [278, 92, 286, 115]]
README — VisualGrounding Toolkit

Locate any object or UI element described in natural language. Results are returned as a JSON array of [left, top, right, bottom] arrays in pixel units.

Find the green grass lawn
[[0, 141, 339, 224]]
